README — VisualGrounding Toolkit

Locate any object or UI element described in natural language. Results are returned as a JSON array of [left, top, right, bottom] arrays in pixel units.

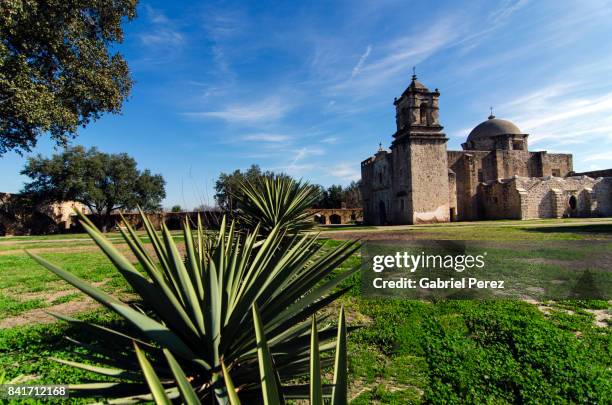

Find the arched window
[[420, 103, 428, 125]]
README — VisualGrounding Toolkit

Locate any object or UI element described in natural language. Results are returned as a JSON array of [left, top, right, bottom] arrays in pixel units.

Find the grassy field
[[0, 219, 611, 403]]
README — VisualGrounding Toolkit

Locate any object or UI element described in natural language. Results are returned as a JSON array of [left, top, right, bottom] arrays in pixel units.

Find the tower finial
[[378, 142, 383, 152], [488, 106, 495, 120], [412, 66, 417, 81]]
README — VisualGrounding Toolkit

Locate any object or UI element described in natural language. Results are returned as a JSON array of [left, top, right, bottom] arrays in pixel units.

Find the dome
[[467, 115, 522, 142]]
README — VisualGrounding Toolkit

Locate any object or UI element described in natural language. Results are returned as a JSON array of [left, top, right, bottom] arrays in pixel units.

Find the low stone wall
[[308, 208, 363, 225]]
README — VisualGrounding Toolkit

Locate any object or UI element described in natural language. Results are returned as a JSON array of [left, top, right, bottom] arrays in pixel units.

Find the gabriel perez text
[[372, 277, 504, 289]]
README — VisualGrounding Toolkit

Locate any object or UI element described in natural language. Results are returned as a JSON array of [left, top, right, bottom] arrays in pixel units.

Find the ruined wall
[[545, 153, 573, 177], [479, 176, 612, 220], [478, 180, 522, 220], [591, 178, 612, 216]]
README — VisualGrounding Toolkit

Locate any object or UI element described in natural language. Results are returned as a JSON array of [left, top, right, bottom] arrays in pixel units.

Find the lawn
[[0, 219, 611, 403]]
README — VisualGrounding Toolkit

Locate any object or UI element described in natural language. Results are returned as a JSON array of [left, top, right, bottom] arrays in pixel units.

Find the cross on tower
[[488, 106, 495, 119]]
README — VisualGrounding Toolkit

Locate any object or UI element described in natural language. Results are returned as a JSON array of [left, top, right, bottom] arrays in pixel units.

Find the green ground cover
[[0, 219, 610, 403]]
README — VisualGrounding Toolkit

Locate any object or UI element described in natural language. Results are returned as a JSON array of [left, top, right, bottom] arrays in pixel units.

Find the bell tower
[[393, 69, 443, 136], [390, 71, 450, 224]]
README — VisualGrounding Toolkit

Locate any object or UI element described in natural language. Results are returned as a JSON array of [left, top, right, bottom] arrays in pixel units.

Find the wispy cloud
[[584, 151, 612, 162], [242, 133, 290, 142], [326, 163, 360, 181], [183, 97, 291, 124], [351, 45, 372, 78], [499, 81, 612, 147], [331, 18, 458, 96], [490, 0, 531, 25], [139, 6, 184, 47], [320, 136, 340, 144]]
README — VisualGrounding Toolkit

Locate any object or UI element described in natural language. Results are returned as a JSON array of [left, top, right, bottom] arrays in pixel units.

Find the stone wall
[[361, 149, 393, 225], [308, 208, 363, 224], [479, 176, 612, 220], [404, 138, 450, 223], [478, 179, 523, 219]]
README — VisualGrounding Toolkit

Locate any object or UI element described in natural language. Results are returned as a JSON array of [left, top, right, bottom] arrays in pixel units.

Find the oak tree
[[22, 146, 165, 231], [0, 0, 137, 155]]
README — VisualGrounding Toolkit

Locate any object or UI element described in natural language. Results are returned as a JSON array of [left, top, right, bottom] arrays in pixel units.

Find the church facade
[[360, 74, 612, 224]]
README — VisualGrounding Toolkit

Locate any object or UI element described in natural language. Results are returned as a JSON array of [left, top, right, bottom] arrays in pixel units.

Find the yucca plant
[[29, 209, 358, 403], [133, 305, 348, 404], [236, 176, 321, 234]]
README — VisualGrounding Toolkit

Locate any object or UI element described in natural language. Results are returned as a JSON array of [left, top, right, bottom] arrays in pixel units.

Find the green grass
[[0, 220, 610, 403], [318, 218, 612, 240]]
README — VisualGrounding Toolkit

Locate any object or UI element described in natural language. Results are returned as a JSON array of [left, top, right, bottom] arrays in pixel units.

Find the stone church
[[360, 74, 612, 224]]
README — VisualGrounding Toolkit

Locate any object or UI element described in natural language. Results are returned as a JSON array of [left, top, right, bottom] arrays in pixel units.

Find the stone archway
[[568, 195, 578, 217], [329, 214, 342, 224]]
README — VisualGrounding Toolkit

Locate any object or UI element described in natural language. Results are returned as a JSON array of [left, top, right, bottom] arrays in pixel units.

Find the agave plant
[[29, 209, 358, 403], [236, 176, 321, 234], [133, 306, 349, 404]]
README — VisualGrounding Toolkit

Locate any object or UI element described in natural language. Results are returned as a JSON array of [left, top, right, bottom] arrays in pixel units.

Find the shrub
[[30, 210, 359, 402]]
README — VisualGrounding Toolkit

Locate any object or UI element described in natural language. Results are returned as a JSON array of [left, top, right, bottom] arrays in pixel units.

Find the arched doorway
[[314, 213, 325, 224], [568, 195, 578, 217], [330, 214, 341, 224], [378, 201, 386, 225]]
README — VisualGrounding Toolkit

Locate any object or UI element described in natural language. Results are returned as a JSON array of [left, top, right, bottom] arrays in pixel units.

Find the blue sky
[[2, 0, 612, 209]]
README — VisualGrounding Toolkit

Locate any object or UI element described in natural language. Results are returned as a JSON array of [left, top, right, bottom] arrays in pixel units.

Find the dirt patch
[[4, 279, 110, 302], [585, 309, 611, 328], [524, 298, 554, 315], [0, 280, 112, 329], [0, 297, 99, 329], [349, 377, 424, 403]]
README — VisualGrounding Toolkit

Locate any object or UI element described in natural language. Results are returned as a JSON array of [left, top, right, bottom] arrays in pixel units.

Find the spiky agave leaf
[[236, 176, 321, 234], [32, 208, 358, 402], [331, 305, 348, 405], [309, 316, 323, 405], [136, 306, 350, 405]]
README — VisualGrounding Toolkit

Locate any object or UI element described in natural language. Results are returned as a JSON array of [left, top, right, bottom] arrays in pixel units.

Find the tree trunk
[[101, 210, 113, 233]]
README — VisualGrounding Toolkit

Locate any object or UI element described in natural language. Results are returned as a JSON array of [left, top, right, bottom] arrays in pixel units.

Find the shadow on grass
[[525, 224, 612, 235]]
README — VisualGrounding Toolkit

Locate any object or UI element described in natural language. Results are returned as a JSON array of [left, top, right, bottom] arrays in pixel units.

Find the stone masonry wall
[[479, 176, 612, 220], [408, 138, 449, 223]]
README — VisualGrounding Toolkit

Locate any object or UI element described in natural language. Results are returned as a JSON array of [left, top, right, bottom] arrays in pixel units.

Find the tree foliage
[[215, 165, 362, 212], [314, 181, 362, 209], [0, 0, 137, 155], [21, 146, 165, 229], [214, 164, 280, 211]]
